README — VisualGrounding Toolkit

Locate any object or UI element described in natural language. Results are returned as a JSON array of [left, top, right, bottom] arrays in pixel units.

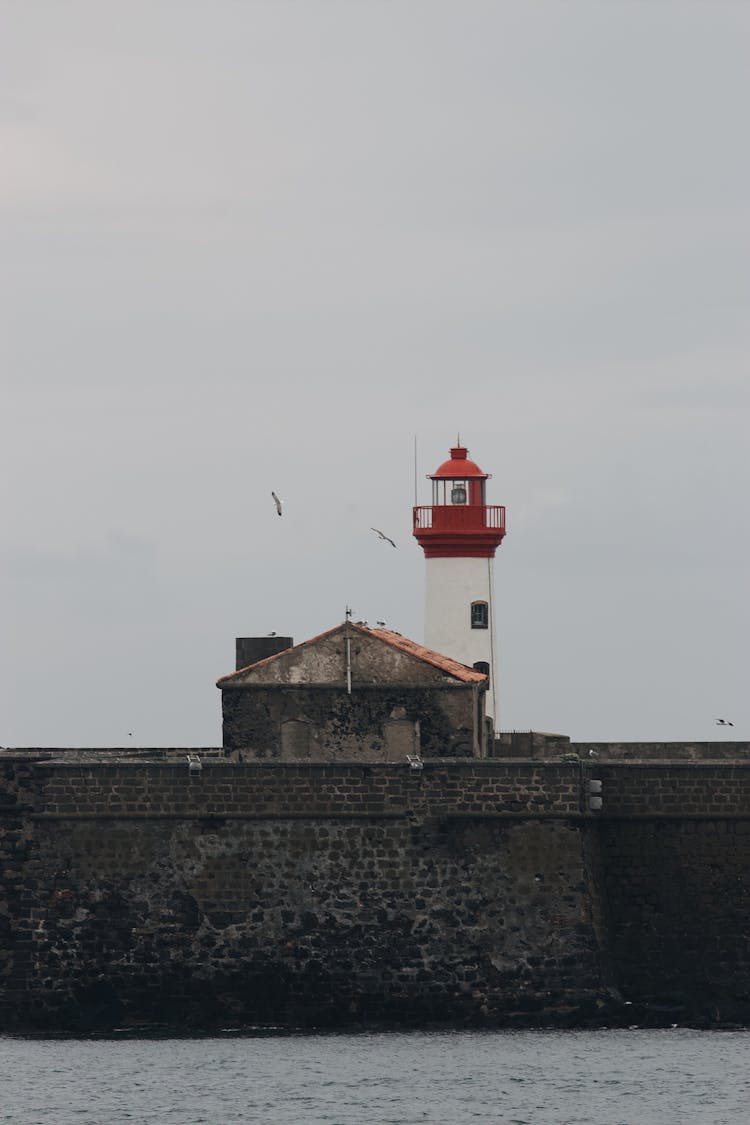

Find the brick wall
[[32, 760, 584, 819], [586, 762, 750, 817], [32, 759, 750, 821]]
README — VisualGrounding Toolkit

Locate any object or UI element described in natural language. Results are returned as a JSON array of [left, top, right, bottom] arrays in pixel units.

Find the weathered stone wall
[[492, 735, 750, 761], [0, 756, 601, 1031], [493, 731, 572, 757], [30, 759, 583, 818], [3, 755, 750, 1032], [13, 815, 606, 1032], [222, 686, 482, 759], [28, 758, 750, 821], [0, 759, 38, 1016], [575, 741, 750, 761], [596, 819, 750, 1024], [589, 762, 750, 817]]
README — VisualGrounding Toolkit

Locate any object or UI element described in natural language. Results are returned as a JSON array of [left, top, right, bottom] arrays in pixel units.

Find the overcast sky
[[2, 0, 748, 748]]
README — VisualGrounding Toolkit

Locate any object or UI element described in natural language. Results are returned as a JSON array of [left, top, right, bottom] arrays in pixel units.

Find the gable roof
[[366, 626, 487, 683], [216, 623, 341, 685], [217, 622, 487, 687]]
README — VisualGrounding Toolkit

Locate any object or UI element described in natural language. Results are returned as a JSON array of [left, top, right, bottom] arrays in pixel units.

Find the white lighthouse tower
[[413, 441, 506, 724]]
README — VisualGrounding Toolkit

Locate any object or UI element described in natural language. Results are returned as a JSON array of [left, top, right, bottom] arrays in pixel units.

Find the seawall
[[2, 752, 749, 1031]]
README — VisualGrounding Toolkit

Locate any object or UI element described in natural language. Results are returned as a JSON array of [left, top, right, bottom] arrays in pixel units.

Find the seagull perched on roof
[[371, 527, 396, 548], [716, 718, 734, 726], [271, 491, 283, 516]]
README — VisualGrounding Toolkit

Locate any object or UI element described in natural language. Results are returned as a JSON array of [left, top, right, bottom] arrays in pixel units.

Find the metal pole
[[414, 434, 418, 506]]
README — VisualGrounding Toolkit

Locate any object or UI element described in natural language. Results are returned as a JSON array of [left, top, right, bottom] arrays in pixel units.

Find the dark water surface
[[1, 1028, 748, 1124]]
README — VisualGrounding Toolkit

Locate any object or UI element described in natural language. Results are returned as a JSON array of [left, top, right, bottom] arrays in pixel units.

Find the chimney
[[235, 636, 293, 671]]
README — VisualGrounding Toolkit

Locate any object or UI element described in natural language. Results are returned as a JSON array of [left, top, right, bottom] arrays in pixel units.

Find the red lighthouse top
[[430, 445, 489, 481], [413, 442, 506, 558]]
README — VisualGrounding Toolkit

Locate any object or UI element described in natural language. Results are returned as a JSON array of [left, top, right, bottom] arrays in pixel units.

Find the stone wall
[[68, 756, 738, 824], [589, 762, 750, 817], [221, 685, 483, 759], [492, 734, 750, 761], [13, 815, 607, 1032], [3, 754, 750, 1032], [0, 758, 38, 1015], [0, 756, 604, 1031], [30, 759, 584, 818], [596, 819, 750, 1024], [493, 731, 571, 757], [574, 741, 750, 761]]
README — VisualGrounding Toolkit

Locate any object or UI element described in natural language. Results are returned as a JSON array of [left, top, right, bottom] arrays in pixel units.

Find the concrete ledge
[[30, 810, 750, 824], [30, 811, 410, 822], [444, 811, 750, 822]]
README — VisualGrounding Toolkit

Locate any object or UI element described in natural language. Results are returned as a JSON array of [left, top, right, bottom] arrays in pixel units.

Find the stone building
[[217, 621, 489, 760]]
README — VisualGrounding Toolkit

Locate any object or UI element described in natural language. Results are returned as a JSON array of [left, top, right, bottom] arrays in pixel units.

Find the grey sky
[[2, 1, 748, 747]]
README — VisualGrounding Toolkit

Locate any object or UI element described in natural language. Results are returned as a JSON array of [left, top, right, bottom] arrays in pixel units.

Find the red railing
[[413, 505, 506, 532]]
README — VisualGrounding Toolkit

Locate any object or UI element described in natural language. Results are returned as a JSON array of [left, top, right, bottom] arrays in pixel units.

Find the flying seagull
[[371, 527, 396, 548], [271, 491, 283, 516], [716, 719, 734, 726]]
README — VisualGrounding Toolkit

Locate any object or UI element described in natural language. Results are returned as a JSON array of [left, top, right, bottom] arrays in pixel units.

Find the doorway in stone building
[[280, 719, 311, 758], [384, 717, 420, 759]]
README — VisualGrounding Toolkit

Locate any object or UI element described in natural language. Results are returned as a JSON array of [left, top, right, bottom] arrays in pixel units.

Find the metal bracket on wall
[[587, 777, 603, 811]]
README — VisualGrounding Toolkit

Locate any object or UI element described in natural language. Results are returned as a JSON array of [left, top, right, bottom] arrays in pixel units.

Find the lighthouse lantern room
[[413, 442, 506, 723]]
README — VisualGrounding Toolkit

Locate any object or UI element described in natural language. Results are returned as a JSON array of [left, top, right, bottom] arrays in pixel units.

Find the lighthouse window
[[471, 601, 488, 629]]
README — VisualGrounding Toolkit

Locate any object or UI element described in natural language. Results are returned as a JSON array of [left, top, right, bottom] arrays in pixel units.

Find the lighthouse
[[413, 442, 506, 723]]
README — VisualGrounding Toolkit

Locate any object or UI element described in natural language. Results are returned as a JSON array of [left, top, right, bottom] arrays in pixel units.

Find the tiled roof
[[217, 622, 487, 685], [362, 626, 488, 683]]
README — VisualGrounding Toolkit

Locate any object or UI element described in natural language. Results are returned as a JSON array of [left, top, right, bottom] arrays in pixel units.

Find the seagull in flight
[[371, 527, 396, 548], [271, 491, 283, 516], [716, 719, 734, 726]]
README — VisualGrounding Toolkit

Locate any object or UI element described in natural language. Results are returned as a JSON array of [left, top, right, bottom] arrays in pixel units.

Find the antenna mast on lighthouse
[[412, 442, 507, 727]]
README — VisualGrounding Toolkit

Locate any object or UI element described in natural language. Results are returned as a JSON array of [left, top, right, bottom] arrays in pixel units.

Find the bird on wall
[[271, 491, 283, 516], [716, 719, 734, 726], [371, 527, 396, 548]]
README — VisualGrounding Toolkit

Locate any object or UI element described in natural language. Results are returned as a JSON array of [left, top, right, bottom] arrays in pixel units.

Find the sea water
[[1, 1027, 748, 1124]]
